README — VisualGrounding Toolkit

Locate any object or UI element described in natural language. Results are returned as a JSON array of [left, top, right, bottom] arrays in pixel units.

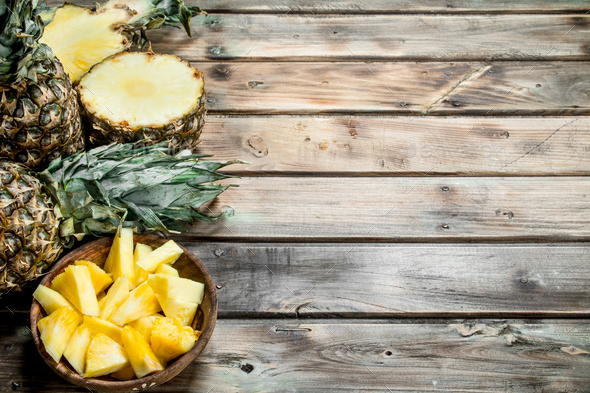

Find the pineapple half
[[78, 52, 206, 150]]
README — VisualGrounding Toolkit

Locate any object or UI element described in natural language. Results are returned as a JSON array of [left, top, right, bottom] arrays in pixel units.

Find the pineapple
[[103, 228, 134, 283], [85, 333, 130, 378], [131, 243, 152, 288], [150, 317, 198, 363], [121, 326, 164, 378], [110, 282, 162, 326], [51, 265, 100, 316], [84, 316, 124, 345], [149, 274, 204, 304], [156, 264, 179, 277], [111, 366, 136, 381], [155, 295, 198, 327], [63, 324, 93, 375], [0, 0, 84, 171], [73, 260, 113, 294], [78, 52, 206, 150], [33, 285, 75, 315], [136, 240, 183, 273], [99, 277, 129, 322], [127, 315, 161, 343], [38, 306, 83, 363], [1, 142, 239, 295]]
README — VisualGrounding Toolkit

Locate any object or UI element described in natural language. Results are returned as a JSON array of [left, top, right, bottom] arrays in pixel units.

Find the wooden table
[[2, 1, 590, 391]]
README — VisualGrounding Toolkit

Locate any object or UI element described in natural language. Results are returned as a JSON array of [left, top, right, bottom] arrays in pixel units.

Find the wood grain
[[149, 14, 590, 61], [187, 243, 590, 317], [3, 315, 590, 392], [192, 62, 590, 115], [183, 176, 590, 241], [198, 116, 590, 176]]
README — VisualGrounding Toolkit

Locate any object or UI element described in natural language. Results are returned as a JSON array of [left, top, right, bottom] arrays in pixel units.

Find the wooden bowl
[[30, 234, 217, 392]]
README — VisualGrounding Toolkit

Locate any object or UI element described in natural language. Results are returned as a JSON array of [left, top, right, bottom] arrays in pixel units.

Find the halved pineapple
[[103, 228, 134, 283], [155, 264, 179, 277], [127, 315, 161, 343], [111, 366, 136, 381], [74, 260, 113, 294], [149, 274, 204, 304], [33, 285, 75, 315], [110, 282, 162, 326], [150, 317, 199, 363], [51, 265, 100, 316], [155, 295, 198, 327], [121, 326, 164, 378], [38, 307, 83, 363], [84, 316, 124, 345], [78, 53, 205, 149], [63, 324, 93, 375], [99, 277, 130, 322], [131, 243, 152, 289], [85, 333, 130, 378]]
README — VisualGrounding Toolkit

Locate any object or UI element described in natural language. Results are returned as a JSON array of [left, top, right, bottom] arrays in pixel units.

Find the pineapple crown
[[36, 142, 244, 245], [0, 0, 56, 85]]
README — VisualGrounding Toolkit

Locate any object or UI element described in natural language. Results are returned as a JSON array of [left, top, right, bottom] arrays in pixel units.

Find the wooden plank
[[3, 315, 589, 392], [192, 62, 589, 115], [149, 14, 590, 61], [199, 116, 590, 176], [186, 243, 590, 317], [183, 177, 590, 241]]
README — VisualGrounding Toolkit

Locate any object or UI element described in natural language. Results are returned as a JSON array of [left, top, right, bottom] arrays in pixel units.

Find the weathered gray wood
[[148, 14, 590, 61], [199, 116, 590, 176], [192, 62, 589, 115], [3, 315, 590, 392], [186, 243, 590, 317], [183, 177, 590, 241]]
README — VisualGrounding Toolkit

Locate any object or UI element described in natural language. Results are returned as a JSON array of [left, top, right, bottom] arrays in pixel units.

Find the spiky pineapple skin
[[0, 161, 62, 293], [0, 59, 84, 171]]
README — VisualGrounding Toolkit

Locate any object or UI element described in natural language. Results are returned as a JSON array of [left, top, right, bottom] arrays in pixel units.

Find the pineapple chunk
[[97, 291, 106, 302], [121, 326, 164, 378], [131, 243, 152, 289], [155, 295, 198, 327], [127, 315, 161, 343], [111, 366, 136, 381], [51, 265, 100, 316], [84, 316, 124, 345], [136, 240, 183, 273], [149, 274, 204, 304], [37, 317, 48, 334], [99, 277, 130, 322], [85, 334, 130, 378], [155, 263, 179, 277], [33, 285, 75, 315], [103, 228, 134, 283], [110, 282, 162, 326], [150, 317, 198, 363], [74, 260, 113, 294], [39, 307, 83, 363], [63, 325, 93, 375]]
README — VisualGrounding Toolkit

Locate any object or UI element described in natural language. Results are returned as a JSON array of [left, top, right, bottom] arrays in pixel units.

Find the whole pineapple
[[0, 142, 241, 294], [0, 0, 84, 171]]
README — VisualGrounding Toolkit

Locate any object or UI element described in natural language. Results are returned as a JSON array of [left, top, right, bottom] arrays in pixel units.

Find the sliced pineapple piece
[[85, 333, 130, 378], [37, 317, 48, 334], [50, 265, 100, 316], [155, 295, 198, 327], [39, 307, 83, 363], [73, 260, 113, 294], [127, 315, 161, 343], [99, 277, 130, 322], [149, 274, 204, 304], [121, 326, 164, 378], [103, 228, 134, 283], [150, 317, 198, 363], [155, 263, 179, 277], [84, 316, 124, 345], [63, 324, 93, 375], [33, 285, 75, 315], [111, 366, 136, 381], [131, 243, 152, 289], [135, 240, 183, 273], [97, 291, 107, 302], [110, 282, 162, 326]]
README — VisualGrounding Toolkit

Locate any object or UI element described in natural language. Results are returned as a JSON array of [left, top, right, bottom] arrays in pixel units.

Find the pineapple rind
[[33, 285, 75, 315], [39, 307, 83, 363], [63, 324, 93, 375], [85, 333, 130, 378], [121, 326, 164, 378], [136, 240, 183, 273]]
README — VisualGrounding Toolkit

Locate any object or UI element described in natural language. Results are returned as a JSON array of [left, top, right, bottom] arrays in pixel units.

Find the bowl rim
[[30, 234, 218, 392]]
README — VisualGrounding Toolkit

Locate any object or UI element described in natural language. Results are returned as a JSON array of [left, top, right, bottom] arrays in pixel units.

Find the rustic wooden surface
[[5, 1, 590, 392]]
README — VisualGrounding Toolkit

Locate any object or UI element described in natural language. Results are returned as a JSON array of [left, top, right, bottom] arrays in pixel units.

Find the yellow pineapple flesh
[[110, 282, 162, 326], [73, 260, 113, 294], [85, 333, 130, 378], [103, 228, 134, 283], [149, 274, 204, 304], [111, 366, 136, 381], [150, 317, 198, 363], [99, 277, 130, 322], [39, 307, 83, 363], [121, 326, 164, 378], [127, 315, 161, 343], [136, 240, 183, 273], [131, 243, 152, 289], [50, 265, 100, 316], [33, 285, 75, 315], [84, 316, 124, 345], [63, 324, 93, 375], [155, 263, 179, 277], [155, 295, 198, 327]]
